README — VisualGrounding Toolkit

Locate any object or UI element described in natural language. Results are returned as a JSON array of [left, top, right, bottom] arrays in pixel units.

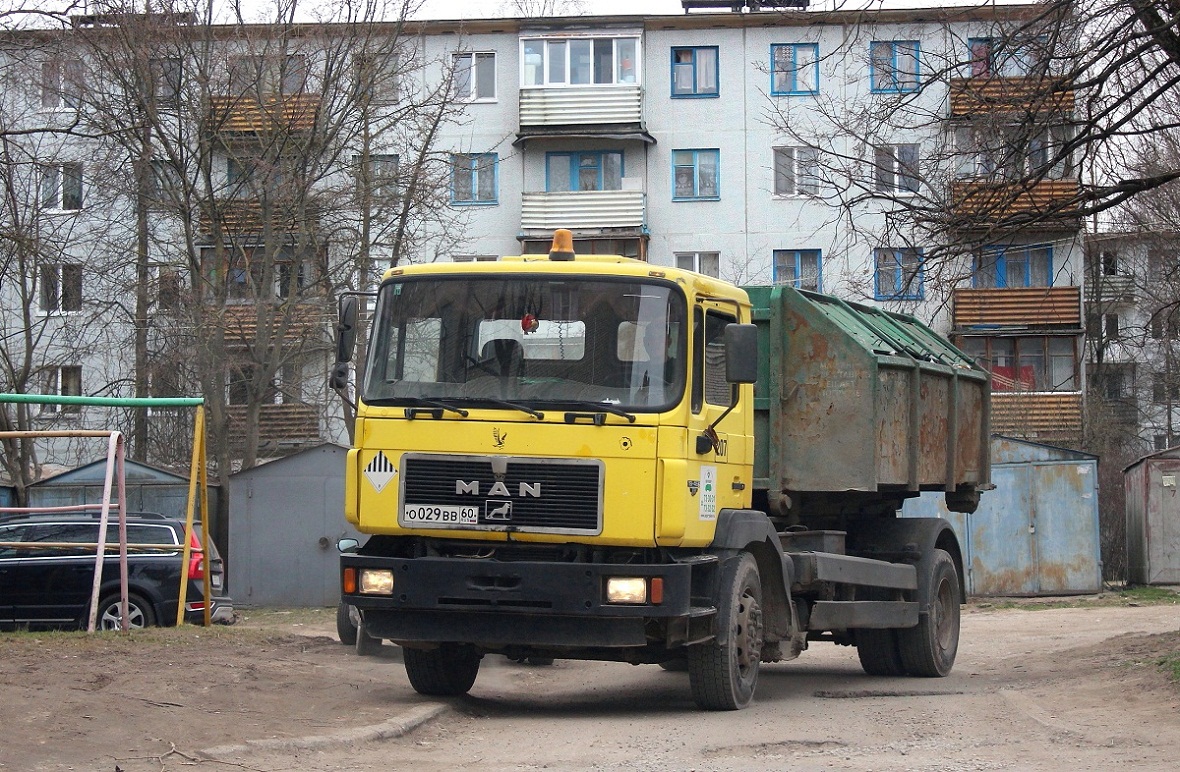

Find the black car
[[0, 511, 234, 630]]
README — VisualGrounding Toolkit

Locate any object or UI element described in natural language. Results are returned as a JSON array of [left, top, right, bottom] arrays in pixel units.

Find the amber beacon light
[[549, 228, 575, 261]]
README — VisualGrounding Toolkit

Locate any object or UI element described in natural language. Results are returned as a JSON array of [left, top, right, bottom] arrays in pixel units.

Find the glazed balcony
[[952, 286, 1082, 329], [1084, 273, 1137, 304], [520, 190, 646, 232]]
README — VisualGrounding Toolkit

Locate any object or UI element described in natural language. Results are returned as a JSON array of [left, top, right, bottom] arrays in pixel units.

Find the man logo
[[485, 500, 512, 521], [492, 428, 507, 449]]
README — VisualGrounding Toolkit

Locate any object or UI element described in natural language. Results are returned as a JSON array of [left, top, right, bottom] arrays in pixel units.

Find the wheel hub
[[734, 591, 763, 672]]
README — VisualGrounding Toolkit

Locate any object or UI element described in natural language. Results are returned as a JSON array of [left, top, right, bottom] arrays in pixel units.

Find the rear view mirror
[[724, 324, 758, 384], [337, 538, 359, 554], [330, 296, 358, 390]]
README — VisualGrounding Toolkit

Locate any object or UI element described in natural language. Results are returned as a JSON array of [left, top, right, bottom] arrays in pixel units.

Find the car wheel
[[336, 601, 358, 646], [403, 644, 481, 696], [97, 593, 156, 630]]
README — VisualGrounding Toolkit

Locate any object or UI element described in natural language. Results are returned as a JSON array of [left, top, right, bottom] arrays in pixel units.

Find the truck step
[[807, 600, 918, 630]]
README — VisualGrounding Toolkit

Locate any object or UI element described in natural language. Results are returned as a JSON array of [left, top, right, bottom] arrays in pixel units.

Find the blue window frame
[[672, 149, 719, 200], [671, 46, 719, 97], [773, 249, 822, 291], [451, 153, 498, 205], [974, 244, 1053, 288], [874, 247, 923, 300], [870, 41, 920, 93], [771, 43, 819, 95], [545, 151, 624, 192]]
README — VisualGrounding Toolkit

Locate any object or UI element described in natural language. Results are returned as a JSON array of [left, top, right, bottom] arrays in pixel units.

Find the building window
[[228, 54, 307, 96], [454, 52, 496, 101], [967, 37, 1044, 78], [521, 36, 638, 87], [355, 153, 400, 201], [672, 149, 719, 201], [1154, 373, 1180, 404], [771, 43, 819, 95], [974, 244, 1052, 288], [1100, 250, 1118, 276], [355, 51, 399, 103], [773, 249, 821, 291], [870, 40, 920, 93], [1151, 310, 1180, 340], [149, 57, 181, 107], [43, 366, 83, 414], [451, 153, 498, 205], [773, 146, 819, 196], [40, 163, 83, 211], [1105, 313, 1120, 341], [40, 264, 82, 313], [960, 336, 1077, 392], [149, 159, 183, 203], [671, 46, 718, 97], [874, 144, 919, 193], [41, 59, 83, 109], [521, 238, 642, 258], [546, 151, 623, 192], [201, 245, 318, 302], [954, 125, 1073, 181], [675, 251, 719, 277], [1155, 434, 1171, 451], [874, 247, 923, 300]]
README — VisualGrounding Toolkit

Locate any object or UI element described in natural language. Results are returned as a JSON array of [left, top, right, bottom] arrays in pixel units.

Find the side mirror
[[330, 296, 358, 391], [337, 537, 360, 554], [724, 323, 758, 384]]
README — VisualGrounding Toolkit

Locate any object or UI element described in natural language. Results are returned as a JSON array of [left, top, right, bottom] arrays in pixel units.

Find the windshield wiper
[[557, 401, 637, 424], [464, 398, 545, 420], [367, 397, 469, 418]]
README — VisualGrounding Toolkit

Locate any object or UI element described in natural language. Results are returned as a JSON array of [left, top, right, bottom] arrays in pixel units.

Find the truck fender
[[710, 509, 797, 645], [845, 517, 966, 610]]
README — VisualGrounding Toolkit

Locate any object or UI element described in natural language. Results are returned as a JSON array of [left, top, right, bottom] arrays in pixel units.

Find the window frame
[[40, 162, 83, 211], [149, 57, 182, 108], [520, 36, 640, 88], [770, 43, 819, 96], [873, 247, 924, 300], [39, 263, 83, 314], [772, 249, 822, 291], [450, 152, 499, 205], [961, 335, 1079, 393], [670, 46, 719, 98], [453, 51, 497, 102], [672, 148, 720, 201], [354, 153, 400, 202], [544, 150, 624, 192], [967, 36, 1044, 79], [973, 244, 1054, 289], [773, 146, 819, 196], [41, 58, 83, 110], [870, 40, 920, 93], [874, 143, 920, 194], [674, 251, 720, 277], [42, 365, 83, 414]]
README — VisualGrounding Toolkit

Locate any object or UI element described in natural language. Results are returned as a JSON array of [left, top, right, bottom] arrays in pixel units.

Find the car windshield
[[362, 276, 687, 411]]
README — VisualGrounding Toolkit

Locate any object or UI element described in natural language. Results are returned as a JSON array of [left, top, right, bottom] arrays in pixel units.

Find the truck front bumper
[[342, 555, 713, 648]]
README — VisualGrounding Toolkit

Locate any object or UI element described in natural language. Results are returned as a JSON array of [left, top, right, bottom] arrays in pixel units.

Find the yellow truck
[[334, 231, 990, 710]]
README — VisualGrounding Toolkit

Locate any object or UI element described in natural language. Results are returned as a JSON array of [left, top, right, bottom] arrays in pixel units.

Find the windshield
[[362, 276, 687, 411]]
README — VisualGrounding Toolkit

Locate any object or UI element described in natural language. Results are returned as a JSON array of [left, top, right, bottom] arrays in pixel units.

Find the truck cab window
[[693, 308, 735, 412]]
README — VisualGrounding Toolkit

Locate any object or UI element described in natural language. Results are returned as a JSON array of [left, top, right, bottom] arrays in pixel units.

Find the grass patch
[[1158, 653, 1180, 682]]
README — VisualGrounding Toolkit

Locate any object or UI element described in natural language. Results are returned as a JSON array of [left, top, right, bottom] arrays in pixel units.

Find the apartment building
[[0, 3, 1085, 476]]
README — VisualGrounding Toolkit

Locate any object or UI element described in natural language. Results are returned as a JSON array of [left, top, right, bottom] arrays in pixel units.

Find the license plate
[[211, 574, 222, 589], [402, 504, 479, 526]]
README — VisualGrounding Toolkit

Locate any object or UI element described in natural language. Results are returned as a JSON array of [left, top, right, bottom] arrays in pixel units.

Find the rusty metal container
[[1124, 448, 1180, 585], [745, 285, 990, 510]]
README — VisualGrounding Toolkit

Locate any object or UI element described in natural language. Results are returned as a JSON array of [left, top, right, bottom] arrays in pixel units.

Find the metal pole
[[117, 438, 129, 632], [177, 407, 204, 626], [87, 432, 122, 633]]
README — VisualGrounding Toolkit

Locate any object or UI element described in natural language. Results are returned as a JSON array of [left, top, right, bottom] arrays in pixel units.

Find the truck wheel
[[337, 602, 358, 646], [355, 616, 383, 656], [855, 629, 905, 676], [687, 553, 763, 710], [898, 549, 960, 677], [403, 644, 482, 696]]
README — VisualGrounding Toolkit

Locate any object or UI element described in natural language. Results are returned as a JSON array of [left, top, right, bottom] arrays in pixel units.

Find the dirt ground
[[2, 595, 1179, 771]]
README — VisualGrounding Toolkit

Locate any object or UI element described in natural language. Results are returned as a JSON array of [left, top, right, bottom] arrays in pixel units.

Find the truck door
[[681, 303, 752, 541]]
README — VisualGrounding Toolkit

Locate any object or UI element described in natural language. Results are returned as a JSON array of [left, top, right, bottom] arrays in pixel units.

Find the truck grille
[[401, 454, 603, 533]]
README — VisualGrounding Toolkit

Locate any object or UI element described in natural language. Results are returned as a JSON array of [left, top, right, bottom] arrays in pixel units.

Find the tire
[[855, 628, 906, 676], [355, 616, 383, 656], [97, 593, 156, 630], [403, 644, 482, 697], [898, 549, 961, 677], [687, 553, 763, 710], [336, 602, 358, 646]]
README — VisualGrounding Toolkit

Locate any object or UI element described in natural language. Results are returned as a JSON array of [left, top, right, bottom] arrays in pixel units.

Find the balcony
[[990, 391, 1083, 440], [516, 85, 652, 146], [198, 199, 313, 237], [950, 179, 1081, 226], [1085, 273, 1137, 304], [520, 190, 645, 233], [949, 76, 1074, 117], [218, 304, 331, 346], [226, 402, 321, 453], [953, 286, 1082, 329], [209, 94, 319, 136]]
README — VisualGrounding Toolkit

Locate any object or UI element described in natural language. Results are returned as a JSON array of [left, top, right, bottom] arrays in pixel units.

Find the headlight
[[605, 577, 647, 604], [359, 569, 395, 595]]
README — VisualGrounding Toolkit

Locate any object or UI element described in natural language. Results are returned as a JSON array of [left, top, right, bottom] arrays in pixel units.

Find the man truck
[[334, 230, 990, 710]]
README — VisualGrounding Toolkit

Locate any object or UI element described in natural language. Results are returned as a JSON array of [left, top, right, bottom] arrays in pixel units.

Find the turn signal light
[[342, 567, 357, 594]]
